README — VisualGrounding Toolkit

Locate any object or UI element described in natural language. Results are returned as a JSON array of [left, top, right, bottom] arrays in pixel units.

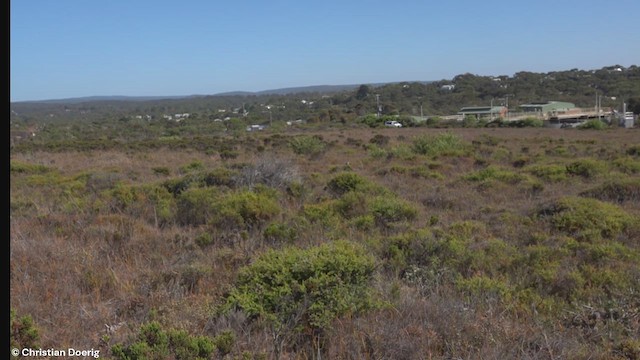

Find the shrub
[[176, 187, 221, 226], [411, 132, 468, 157], [566, 159, 606, 178], [152, 166, 171, 176], [221, 241, 376, 353], [579, 178, 640, 203], [111, 321, 217, 360], [578, 119, 607, 130], [214, 190, 281, 229], [369, 134, 390, 146], [327, 172, 368, 195], [263, 222, 297, 243], [369, 195, 418, 225], [456, 275, 510, 302], [289, 135, 326, 156], [10, 160, 51, 174], [626, 144, 640, 156], [539, 197, 636, 241], [10, 310, 39, 350], [506, 117, 544, 128], [612, 157, 640, 174], [463, 166, 527, 184], [179, 160, 205, 174], [525, 164, 568, 182], [195, 232, 214, 247], [177, 187, 279, 228], [164, 167, 238, 195], [367, 144, 388, 159], [235, 155, 300, 190]]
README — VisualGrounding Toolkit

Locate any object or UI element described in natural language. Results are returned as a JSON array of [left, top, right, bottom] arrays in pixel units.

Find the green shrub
[[369, 195, 418, 225], [507, 117, 544, 128], [626, 144, 640, 156], [388, 145, 417, 160], [176, 187, 221, 226], [327, 172, 368, 196], [263, 222, 297, 243], [539, 197, 636, 241], [411, 132, 468, 157], [202, 167, 237, 187], [213, 190, 281, 229], [578, 119, 607, 130], [367, 144, 388, 159], [177, 188, 279, 228], [152, 166, 171, 176], [464, 166, 527, 184], [456, 275, 511, 301], [525, 164, 568, 182], [163, 167, 238, 196], [195, 232, 214, 247], [612, 156, 640, 174], [369, 134, 390, 146], [289, 135, 326, 156], [579, 178, 640, 203], [10, 160, 51, 174], [222, 241, 376, 351], [179, 160, 205, 174], [10, 310, 39, 350], [334, 191, 369, 219], [566, 159, 606, 178], [212, 330, 235, 356], [302, 201, 339, 226], [111, 321, 216, 360]]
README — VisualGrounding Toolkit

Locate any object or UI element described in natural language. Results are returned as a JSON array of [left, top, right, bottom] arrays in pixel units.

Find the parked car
[[384, 120, 403, 128]]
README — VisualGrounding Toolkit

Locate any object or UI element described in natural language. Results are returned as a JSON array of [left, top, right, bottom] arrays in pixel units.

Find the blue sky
[[10, 0, 640, 101]]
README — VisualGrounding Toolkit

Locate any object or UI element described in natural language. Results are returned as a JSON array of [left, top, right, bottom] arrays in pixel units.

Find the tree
[[627, 96, 640, 114], [355, 84, 371, 100]]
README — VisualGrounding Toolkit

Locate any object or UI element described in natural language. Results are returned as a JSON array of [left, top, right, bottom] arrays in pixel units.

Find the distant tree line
[[11, 65, 640, 130]]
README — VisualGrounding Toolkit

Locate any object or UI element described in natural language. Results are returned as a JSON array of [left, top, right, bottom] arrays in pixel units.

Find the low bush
[[10, 310, 40, 351], [10, 160, 52, 174], [539, 197, 636, 241], [463, 166, 527, 184], [612, 157, 640, 174], [525, 164, 568, 182], [263, 222, 297, 243], [505, 117, 545, 128], [369, 195, 418, 225], [289, 135, 326, 156], [579, 178, 640, 203], [110, 321, 232, 360], [411, 132, 468, 157], [578, 119, 607, 130], [327, 172, 368, 196], [235, 155, 300, 190], [566, 159, 607, 178], [221, 241, 377, 354]]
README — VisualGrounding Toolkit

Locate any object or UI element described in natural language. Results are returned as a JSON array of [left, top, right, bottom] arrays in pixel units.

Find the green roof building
[[519, 101, 575, 114], [458, 106, 507, 119]]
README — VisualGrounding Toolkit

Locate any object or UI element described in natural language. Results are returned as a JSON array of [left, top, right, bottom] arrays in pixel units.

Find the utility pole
[[375, 94, 381, 118], [505, 94, 510, 121], [490, 98, 494, 121]]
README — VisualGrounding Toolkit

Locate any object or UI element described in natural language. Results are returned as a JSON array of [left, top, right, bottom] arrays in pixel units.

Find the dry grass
[[10, 127, 640, 359]]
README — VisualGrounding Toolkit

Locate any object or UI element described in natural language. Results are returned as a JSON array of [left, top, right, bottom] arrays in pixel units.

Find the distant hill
[[19, 95, 198, 104], [14, 82, 431, 104]]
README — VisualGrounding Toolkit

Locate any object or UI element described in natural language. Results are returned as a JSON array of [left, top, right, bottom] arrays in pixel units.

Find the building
[[519, 101, 575, 116], [458, 106, 507, 120]]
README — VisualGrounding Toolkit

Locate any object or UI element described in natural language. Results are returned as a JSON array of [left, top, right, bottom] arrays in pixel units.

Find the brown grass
[[11, 127, 640, 359]]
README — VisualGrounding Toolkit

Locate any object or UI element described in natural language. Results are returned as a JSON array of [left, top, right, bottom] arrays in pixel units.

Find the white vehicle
[[384, 120, 403, 128]]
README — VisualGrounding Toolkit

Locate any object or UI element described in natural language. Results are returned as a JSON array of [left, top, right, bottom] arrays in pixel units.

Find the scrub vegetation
[[10, 124, 640, 359]]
